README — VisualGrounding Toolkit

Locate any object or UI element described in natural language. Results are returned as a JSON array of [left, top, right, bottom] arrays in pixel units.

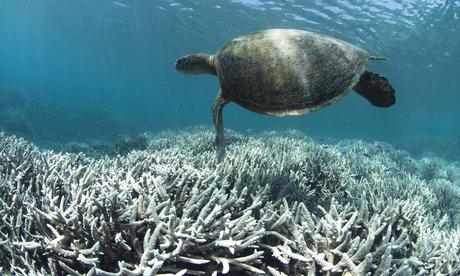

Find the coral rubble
[[0, 127, 459, 275]]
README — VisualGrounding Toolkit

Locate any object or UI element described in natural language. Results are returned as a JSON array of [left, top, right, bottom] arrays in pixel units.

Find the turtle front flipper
[[213, 90, 229, 162], [353, 71, 396, 107]]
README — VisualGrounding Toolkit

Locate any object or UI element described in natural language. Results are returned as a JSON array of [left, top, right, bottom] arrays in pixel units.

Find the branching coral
[[0, 128, 459, 275]]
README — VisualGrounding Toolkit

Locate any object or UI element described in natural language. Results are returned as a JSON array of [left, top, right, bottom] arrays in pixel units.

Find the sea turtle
[[175, 29, 396, 161]]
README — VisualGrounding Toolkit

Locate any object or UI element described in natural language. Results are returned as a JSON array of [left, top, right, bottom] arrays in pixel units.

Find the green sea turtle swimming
[[175, 29, 396, 161]]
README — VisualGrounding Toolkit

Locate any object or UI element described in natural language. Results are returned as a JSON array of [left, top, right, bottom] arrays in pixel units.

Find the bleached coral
[[0, 128, 459, 275]]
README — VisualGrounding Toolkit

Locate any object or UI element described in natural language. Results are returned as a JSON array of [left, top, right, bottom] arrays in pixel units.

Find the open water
[[0, 0, 459, 156]]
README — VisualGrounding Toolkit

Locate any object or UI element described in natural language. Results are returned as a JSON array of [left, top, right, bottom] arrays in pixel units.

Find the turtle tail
[[353, 71, 395, 108]]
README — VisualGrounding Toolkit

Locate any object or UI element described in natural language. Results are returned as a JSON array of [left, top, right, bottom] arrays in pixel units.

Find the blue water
[[1, 0, 459, 150]]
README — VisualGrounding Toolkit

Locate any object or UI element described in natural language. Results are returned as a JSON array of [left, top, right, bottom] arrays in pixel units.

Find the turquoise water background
[[0, 0, 459, 148]]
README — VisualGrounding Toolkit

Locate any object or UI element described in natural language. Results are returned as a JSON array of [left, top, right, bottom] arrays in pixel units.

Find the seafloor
[[0, 127, 459, 275]]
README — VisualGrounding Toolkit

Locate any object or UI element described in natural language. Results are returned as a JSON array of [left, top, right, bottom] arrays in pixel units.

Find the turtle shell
[[215, 29, 370, 116]]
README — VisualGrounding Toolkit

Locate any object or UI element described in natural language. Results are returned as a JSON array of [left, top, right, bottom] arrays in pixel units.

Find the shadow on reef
[[0, 127, 459, 275]]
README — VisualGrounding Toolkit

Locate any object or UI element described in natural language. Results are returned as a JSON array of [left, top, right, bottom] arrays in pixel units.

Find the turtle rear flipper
[[353, 71, 396, 107]]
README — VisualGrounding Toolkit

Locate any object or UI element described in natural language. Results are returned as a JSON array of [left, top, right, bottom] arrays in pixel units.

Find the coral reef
[[396, 136, 460, 162], [115, 134, 149, 156], [0, 127, 459, 275], [49, 134, 150, 159], [63, 140, 114, 159]]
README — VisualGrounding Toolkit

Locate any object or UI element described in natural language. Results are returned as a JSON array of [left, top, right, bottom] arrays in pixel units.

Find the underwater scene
[[1, 0, 460, 275]]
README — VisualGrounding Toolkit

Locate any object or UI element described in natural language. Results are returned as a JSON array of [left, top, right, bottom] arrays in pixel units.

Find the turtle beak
[[175, 57, 183, 71], [175, 56, 190, 73]]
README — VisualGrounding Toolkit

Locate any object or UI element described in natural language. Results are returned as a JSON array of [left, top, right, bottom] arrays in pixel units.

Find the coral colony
[[1, 127, 459, 275]]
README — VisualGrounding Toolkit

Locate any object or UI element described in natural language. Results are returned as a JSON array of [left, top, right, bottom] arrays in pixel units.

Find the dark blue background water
[[1, 0, 459, 147]]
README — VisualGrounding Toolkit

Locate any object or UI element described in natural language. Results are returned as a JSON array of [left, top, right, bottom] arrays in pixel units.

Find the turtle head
[[175, 53, 216, 75]]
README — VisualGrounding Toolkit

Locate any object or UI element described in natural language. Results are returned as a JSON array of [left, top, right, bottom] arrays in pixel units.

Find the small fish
[[337, 143, 348, 149], [112, 1, 128, 8]]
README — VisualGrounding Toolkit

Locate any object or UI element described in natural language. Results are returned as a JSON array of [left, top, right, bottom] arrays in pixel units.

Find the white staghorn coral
[[0, 128, 459, 275]]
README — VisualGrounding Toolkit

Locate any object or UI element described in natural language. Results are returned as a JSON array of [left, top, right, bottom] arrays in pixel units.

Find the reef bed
[[0, 127, 459, 275]]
